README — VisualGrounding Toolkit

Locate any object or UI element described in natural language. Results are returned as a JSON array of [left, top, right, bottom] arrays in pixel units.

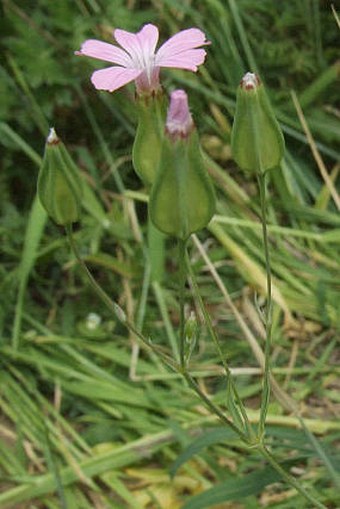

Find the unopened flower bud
[[113, 303, 126, 323], [231, 72, 284, 174], [184, 311, 199, 363], [165, 89, 194, 139], [37, 128, 83, 225], [185, 311, 198, 340], [149, 90, 215, 240]]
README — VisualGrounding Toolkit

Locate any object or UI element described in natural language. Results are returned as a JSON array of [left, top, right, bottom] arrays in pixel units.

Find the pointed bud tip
[[166, 89, 194, 139], [47, 127, 60, 145], [240, 72, 261, 90]]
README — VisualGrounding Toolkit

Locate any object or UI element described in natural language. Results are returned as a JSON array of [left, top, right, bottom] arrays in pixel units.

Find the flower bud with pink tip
[[149, 90, 215, 240], [165, 89, 194, 139]]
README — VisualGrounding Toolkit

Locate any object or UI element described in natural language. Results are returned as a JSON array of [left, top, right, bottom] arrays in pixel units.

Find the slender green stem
[[66, 225, 326, 508], [67, 225, 247, 441], [185, 247, 255, 441], [152, 281, 180, 361], [258, 173, 273, 439], [148, 215, 165, 283], [65, 224, 174, 368], [181, 369, 249, 442], [178, 239, 187, 368], [259, 445, 327, 509]]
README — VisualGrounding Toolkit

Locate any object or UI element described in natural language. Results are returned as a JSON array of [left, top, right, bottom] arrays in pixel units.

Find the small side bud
[[149, 90, 215, 240], [37, 128, 83, 225], [231, 72, 285, 174], [113, 303, 126, 323], [184, 311, 199, 363]]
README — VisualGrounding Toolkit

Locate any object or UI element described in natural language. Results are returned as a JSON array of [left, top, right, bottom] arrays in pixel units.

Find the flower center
[[134, 52, 160, 94]]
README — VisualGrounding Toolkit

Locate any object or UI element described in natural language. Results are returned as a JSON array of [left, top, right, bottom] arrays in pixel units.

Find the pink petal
[[136, 24, 159, 58], [114, 24, 159, 65], [166, 89, 193, 137], [156, 49, 207, 71], [76, 39, 131, 66], [156, 28, 209, 66], [91, 66, 142, 92]]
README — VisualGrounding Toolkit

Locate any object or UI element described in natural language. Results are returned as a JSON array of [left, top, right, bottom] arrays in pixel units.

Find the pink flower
[[166, 89, 193, 139], [76, 23, 209, 95]]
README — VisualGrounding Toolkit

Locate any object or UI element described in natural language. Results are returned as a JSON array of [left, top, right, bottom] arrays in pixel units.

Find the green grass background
[[0, 0, 339, 507]]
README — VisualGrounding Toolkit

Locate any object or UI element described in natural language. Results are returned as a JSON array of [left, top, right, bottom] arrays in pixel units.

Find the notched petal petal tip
[[157, 49, 207, 71], [156, 28, 209, 58], [156, 28, 209, 70], [136, 23, 159, 53]]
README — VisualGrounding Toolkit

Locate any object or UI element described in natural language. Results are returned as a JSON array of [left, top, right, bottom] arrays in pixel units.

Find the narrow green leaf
[[170, 427, 237, 477], [182, 465, 283, 509], [12, 195, 47, 348]]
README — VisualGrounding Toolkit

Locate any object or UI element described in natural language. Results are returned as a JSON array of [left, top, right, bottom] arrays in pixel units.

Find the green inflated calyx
[[231, 72, 284, 174], [132, 92, 167, 187], [37, 128, 83, 225], [149, 90, 215, 240]]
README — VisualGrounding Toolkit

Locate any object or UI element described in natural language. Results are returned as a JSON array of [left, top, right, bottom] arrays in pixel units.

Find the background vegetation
[[0, 0, 339, 507]]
